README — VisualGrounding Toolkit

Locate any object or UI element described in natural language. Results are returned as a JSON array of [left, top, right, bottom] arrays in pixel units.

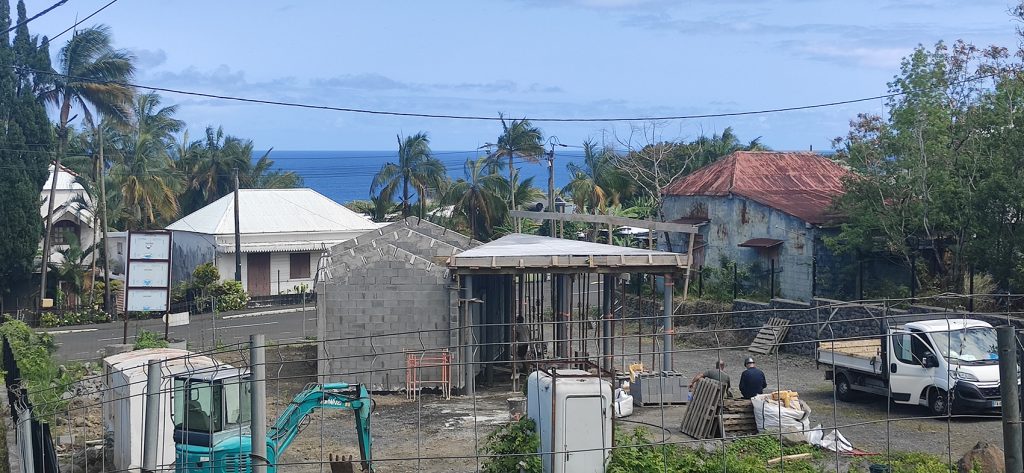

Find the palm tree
[[563, 140, 633, 213], [108, 93, 184, 229], [38, 25, 134, 301], [47, 233, 95, 309], [371, 132, 447, 218], [488, 115, 544, 213], [247, 150, 303, 189], [445, 157, 508, 240]]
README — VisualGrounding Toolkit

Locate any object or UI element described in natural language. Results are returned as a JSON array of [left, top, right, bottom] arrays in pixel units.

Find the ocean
[[258, 150, 587, 205]]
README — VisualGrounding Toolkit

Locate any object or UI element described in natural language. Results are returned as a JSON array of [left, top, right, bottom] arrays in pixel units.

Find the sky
[[20, 0, 1023, 151]]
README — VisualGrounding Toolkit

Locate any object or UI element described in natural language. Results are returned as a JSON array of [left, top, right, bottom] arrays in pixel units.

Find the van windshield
[[930, 328, 998, 364]]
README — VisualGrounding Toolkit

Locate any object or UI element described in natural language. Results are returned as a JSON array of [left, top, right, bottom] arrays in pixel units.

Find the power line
[[13, 66, 1004, 123], [48, 0, 119, 41], [3, 0, 71, 35]]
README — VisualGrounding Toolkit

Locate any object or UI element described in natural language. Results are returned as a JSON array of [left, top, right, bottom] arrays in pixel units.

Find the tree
[[0, 0, 53, 302], [488, 115, 544, 213], [563, 139, 632, 213], [46, 233, 94, 308], [370, 132, 446, 218], [37, 25, 134, 300], [107, 92, 184, 229], [444, 157, 508, 240]]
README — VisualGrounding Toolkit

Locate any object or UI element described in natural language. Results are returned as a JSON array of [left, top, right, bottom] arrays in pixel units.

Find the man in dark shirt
[[739, 357, 767, 399]]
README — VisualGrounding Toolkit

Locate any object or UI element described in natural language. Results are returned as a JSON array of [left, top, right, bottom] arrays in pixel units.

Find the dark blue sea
[[256, 150, 587, 204]]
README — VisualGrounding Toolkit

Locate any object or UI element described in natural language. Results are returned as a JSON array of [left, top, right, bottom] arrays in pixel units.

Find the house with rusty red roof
[[661, 151, 850, 300]]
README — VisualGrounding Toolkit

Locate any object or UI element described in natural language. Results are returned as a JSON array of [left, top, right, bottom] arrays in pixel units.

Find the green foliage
[[696, 257, 770, 302], [372, 132, 446, 218], [607, 428, 668, 472], [850, 452, 955, 473], [133, 328, 169, 350], [216, 279, 249, 311], [0, 321, 75, 423], [173, 263, 249, 312], [480, 418, 542, 473], [193, 262, 220, 288], [39, 309, 112, 328]]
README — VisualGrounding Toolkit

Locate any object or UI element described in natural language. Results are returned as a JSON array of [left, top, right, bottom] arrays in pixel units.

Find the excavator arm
[[266, 382, 372, 471]]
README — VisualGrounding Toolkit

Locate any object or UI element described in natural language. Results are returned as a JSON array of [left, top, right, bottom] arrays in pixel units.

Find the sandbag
[[614, 388, 633, 418], [751, 393, 811, 446]]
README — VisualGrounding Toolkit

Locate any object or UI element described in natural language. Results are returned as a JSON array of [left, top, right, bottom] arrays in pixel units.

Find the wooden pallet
[[749, 317, 791, 355], [715, 399, 758, 438], [679, 378, 725, 439]]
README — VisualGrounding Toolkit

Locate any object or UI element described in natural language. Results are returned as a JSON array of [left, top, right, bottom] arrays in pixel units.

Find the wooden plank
[[767, 453, 812, 465], [509, 210, 701, 234]]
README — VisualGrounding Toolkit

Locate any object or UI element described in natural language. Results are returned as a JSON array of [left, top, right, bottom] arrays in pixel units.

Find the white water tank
[[101, 349, 224, 473], [526, 369, 613, 473]]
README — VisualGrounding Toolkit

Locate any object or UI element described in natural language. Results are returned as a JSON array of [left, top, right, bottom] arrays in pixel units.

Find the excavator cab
[[172, 368, 255, 473]]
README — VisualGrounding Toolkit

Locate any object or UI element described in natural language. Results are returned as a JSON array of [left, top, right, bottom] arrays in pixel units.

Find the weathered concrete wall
[[318, 219, 470, 391], [662, 194, 818, 301]]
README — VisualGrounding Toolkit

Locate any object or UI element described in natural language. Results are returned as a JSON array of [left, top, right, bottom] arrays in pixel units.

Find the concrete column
[[602, 274, 613, 372], [554, 274, 569, 359], [662, 275, 674, 372], [464, 276, 475, 396], [142, 360, 162, 473], [250, 334, 268, 473]]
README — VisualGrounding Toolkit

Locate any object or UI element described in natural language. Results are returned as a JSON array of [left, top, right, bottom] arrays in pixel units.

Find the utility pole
[[100, 129, 113, 315], [142, 359, 162, 473], [998, 325, 1022, 473], [250, 334, 268, 473], [547, 145, 554, 237], [233, 168, 242, 282]]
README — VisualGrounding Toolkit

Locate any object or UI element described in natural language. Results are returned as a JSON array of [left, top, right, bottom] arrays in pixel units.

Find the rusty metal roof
[[738, 238, 783, 248], [662, 151, 849, 224]]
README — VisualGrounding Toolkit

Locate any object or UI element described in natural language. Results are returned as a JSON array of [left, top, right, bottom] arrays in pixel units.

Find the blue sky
[[22, 0, 1021, 151]]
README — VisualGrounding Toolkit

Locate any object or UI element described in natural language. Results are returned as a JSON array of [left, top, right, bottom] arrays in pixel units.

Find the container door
[[561, 396, 606, 473]]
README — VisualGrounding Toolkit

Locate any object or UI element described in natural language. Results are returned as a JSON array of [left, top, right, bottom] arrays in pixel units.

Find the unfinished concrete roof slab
[[448, 233, 690, 274]]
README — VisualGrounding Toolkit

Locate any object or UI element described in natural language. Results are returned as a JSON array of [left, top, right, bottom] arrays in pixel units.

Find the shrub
[[177, 263, 250, 313], [39, 313, 59, 328], [216, 280, 249, 311], [134, 329, 169, 350], [0, 321, 76, 423], [480, 418, 542, 473]]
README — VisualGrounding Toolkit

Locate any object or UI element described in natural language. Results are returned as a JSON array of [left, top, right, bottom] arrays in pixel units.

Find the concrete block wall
[[318, 219, 472, 392]]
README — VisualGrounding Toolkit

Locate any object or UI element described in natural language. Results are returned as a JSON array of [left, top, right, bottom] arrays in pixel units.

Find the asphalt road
[[42, 305, 317, 362]]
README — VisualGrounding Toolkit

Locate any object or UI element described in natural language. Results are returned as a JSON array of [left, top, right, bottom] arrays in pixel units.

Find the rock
[[958, 441, 1004, 473]]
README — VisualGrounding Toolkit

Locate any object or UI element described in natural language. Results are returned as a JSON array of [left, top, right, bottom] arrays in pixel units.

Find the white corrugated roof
[[42, 163, 85, 190], [166, 188, 380, 235]]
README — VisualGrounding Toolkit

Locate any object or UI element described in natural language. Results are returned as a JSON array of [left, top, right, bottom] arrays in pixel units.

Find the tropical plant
[[46, 233, 95, 307], [107, 93, 184, 229], [371, 132, 447, 218], [479, 418, 541, 473], [444, 157, 509, 240], [37, 25, 134, 296], [134, 329, 169, 349], [487, 115, 544, 212], [563, 139, 633, 213]]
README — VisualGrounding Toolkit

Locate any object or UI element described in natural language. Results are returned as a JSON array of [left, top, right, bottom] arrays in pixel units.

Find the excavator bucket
[[329, 453, 358, 473]]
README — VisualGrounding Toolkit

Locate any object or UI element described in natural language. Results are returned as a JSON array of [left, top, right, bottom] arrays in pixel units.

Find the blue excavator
[[172, 367, 372, 473]]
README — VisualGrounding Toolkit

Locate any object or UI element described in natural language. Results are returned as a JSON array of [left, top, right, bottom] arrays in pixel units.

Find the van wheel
[[929, 389, 950, 416], [835, 374, 854, 402]]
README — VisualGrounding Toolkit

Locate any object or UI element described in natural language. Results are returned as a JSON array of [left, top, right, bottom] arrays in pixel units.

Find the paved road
[[42, 305, 317, 362]]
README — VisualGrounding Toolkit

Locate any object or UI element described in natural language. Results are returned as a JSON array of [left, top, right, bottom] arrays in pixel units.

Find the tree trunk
[[40, 98, 72, 305], [402, 175, 410, 218], [100, 130, 113, 315]]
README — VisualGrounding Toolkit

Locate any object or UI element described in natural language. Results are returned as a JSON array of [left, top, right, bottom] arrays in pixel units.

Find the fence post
[[810, 257, 816, 299], [697, 266, 703, 299], [909, 252, 917, 302], [968, 264, 975, 312], [998, 326, 1023, 473], [142, 360, 162, 473], [858, 260, 864, 301], [250, 334, 268, 473], [732, 263, 738, 300], [769, 259, 775, 300]]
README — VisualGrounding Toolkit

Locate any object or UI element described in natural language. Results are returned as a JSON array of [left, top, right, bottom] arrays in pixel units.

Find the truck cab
[[172, 368, 257, 473], [820, 319, 1008, 415]]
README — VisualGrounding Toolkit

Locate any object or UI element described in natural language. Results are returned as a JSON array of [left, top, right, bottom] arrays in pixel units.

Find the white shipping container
[[101, 349, 226, 473], [526, 369, 613, 473]]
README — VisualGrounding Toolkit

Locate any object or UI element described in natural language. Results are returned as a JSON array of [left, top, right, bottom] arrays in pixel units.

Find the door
[[561, 396, 606, 473], [889, 331, 934, 404], [247, 253, 271, 296]]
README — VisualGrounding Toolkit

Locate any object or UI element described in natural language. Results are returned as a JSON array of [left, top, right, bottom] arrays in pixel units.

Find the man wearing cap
[[739, 357, 767, 399]]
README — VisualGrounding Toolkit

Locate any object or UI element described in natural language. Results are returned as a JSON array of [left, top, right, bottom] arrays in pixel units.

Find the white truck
[[817, 319, 1005, 415]]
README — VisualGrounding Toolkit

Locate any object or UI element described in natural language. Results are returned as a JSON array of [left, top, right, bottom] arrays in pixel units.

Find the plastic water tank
[[526, 369, 612, 473]]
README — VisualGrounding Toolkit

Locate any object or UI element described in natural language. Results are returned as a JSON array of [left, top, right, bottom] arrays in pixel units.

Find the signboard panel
[[126, 261, 170, 288], [163, 312, 189, 327], [126, 289, 169, 312], [128, 233, 171, 260]]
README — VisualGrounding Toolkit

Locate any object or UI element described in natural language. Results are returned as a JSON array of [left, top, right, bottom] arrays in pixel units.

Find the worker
[[689, 360, 732, 397], [739, 357, 767, 399]]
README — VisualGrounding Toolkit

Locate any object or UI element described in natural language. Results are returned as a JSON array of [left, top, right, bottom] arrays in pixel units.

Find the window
[[52, 220, 79, 245], [290, 253, 310, 279], [893, 332, 933, 365], [222, 377, 252, 426], [172, 379, 220, 432]]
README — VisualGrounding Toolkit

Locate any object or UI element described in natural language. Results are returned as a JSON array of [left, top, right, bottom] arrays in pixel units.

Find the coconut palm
[[107, 93, 184, 229], [371, 132, 447, 218], [247, 150, 303, 189], [445, 157, 509, 240], [563, 140, 632, 213], [488, 115, 544, 212], [37, 25, 135, 299]]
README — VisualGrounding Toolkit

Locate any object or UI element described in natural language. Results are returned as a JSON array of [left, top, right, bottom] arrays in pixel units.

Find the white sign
[[126, 289, 169, 312], [128, 233, 171, 260], [163, 311, 190, 327], [127, 261, 170, 288]]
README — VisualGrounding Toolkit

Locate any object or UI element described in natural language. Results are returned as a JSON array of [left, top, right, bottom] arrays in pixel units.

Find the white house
[[166, 188, 383, 296], [40, 163, 95, 265]]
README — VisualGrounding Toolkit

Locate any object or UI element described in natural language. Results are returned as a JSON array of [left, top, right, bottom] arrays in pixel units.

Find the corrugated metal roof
[[455, 234, 677, 258], [662, 151, 850, 224], [738, 238, 783, 248], [166, 188, 380, 235], [42, 163, 84, 191], [449, 233, 690, 273]]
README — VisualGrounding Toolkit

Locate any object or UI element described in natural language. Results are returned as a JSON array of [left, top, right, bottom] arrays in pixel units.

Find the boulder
[[958, 441, 1004, 473]]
